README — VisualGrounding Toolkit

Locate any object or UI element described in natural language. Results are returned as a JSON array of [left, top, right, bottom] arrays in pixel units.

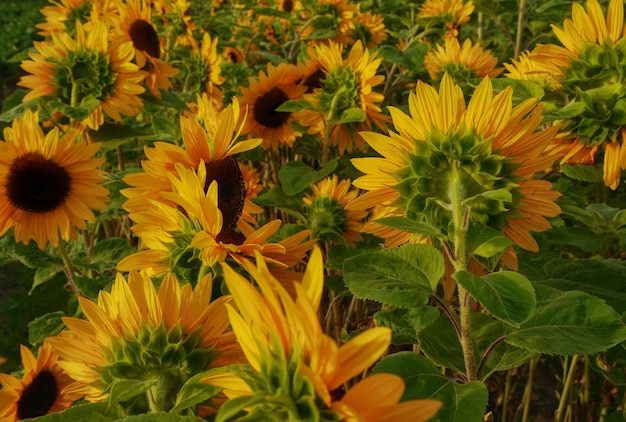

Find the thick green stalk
[[449, 165, 477, 382]]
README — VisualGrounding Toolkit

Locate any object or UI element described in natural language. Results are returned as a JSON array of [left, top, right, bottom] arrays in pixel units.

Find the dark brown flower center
[[204, 157, 245, 229], [304, 68, 325, 93], [253, 86, 291, 129], [7, 152, 71, 213], [16, 369, 59, 420], [216, 226, 246, 245], [282, 0, 294, 12], [129, 19, 161, 59]]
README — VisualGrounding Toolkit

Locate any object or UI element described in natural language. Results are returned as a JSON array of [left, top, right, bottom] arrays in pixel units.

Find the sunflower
[[418, 0, 475, 39], [303, 175, 368, 246], [122, 96, 261, 225], [118, 164, 314, 275], [424, 37, 503, 83], [520, 0, 626, 189], [46, 270, 243, 411], [299, 0, 358, 46], [181, 32, 225, 107], [222, 46, 245, 64], [18, 20, 146, 130], [155, 0, 198, 50], [0, 343, 83, 420], [352, 11, 388, 48], [111, 0, 179, 98], [218, 247, 442, 420], [351, 73, 563, 255], [0, 110, 109, 249], [298, 40, 389, 155], [238, 62, 307, 150], [503, 50, 563, 90], [36, 0, 117, 37]]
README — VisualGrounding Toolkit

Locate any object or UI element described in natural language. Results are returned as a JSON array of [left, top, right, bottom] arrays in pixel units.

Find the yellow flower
[[299, 0, 358, 46], [298, 40, 389, 155], [111, 0, 179, 98], [238, 62, 307, 150], [353, 11, 388, 48], [36, 0, 117, 37], [46, 270, 242, 409], [19, 20, 146, 130], [418, 0, 475, 39], [523, 0, 626, 189], [0, 110, 109, 249], [220, 247, 441, 420], [119, 164, 314, 275], [0, 343, 83, 420], [351, 73, 563, 255], [122, 96, 261, 227], [182, 32, 225, 107], [330, 373, 442, 422], [425, 38, 503, 82], [303, 175, 368, 246]]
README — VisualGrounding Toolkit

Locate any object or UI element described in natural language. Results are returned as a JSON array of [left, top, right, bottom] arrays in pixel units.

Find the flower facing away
[[0, 343, 83, 421], [352, 11, 388, 48], [513, 0, 626, 189], [424, 37, 503, 83], [298, 40, 389, 155], [18, 20, 147, 130], [118, 164, 314, 277], [36, 0, 117, 37], [217, 247, 442, 421], [182, 32, 225, 107], [303, 175, 368, 246], [238, 62, 307, 150], [46, 270, 244, 412], [418, 0, 475, 39], [111, 0, 179, 98], [0, 110, 109, 249], [351, 73, 564, 258], [299, 0, 358, 46]]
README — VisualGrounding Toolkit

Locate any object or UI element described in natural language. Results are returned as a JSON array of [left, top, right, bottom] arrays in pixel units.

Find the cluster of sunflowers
[[1, 0, 626, 420]]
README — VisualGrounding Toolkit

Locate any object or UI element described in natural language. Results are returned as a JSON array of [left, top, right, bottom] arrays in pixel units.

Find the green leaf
[[487, 78, 545, 100], [373, 352, 488, 422], [28, 402, 125, 421], [215, 394, 267, 422], [537, 258, 626, 314], [466, 224, 513, 259], [28, 311, 66, 346], [88, 123, 157, 150], [374, 216, 443, 238], [418, 315, 465, 373], [374, 306, 439, 345], [278, 160, 338, 195], [170, 371, 223, 413], [89, 238, 136, 271], [118, 414, 204, 421], [49, 98, 100, 122], [561, 163, 604, 182], [334, 107, 366, 124], [505, 284, 626, 355], [343, 244, 444, 307], [453, 270, 536, 326], [108, 379, 157, 405], [152, 115, 180, 141], [31, 262, 63, 294], [275, 99, 315, 112]]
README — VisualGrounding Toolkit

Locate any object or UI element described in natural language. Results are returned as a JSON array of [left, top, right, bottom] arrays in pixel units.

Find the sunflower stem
[[147, 385, 160, 413], [56, 239, 81, 296], [449, 164, 477, 382], [555, 355, 580, 422], [514, 0, 527, 59]]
